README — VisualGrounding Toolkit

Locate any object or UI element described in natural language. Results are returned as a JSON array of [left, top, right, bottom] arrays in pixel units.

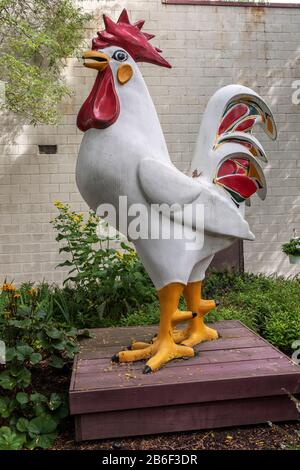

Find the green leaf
[[30, 352, 42, 365], [77, 329, 93, 339], [16, 392, 29, 405], [50, 355, 64, 369], [45, 328, 63, 339], [16, 418, 29, 433], [16, 368, 31, 388], [55, 234, 65, 241], [48, 393, 62, 411], [55, 403, 69, 420], [0, 397, 10, 418], [28, 414, 58, 435], [52, 340, 66, 351], [27, 432, 57, 450], [8, 319, 31, 329], [16, 344, 33, 355], [5, 347, 16, 362], [0, 371, 16, 390], [97, 301, 107, 320], [0, 427, 26, 450], [30, 393, 48, 404], [16, 344, 33, 360]]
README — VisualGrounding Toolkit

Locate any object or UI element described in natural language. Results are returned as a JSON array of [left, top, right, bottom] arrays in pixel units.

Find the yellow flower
[[14, 293, 21, 299], [116, 251, 124, 260], [28, 288, 38, 296], [72, 215, 82, 223], [2, 283, 16, 292], [54, 200, 64, 210]]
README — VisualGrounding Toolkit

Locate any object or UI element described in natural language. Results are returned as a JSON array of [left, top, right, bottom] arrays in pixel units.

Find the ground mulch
[[52, 420, 300, 450]]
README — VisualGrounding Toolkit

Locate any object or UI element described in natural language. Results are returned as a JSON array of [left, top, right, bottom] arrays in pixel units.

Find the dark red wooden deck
[[69, 321, 300, 441]]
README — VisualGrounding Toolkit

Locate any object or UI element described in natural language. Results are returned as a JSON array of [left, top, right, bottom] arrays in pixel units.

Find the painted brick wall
[[1, 0, 300, 283]]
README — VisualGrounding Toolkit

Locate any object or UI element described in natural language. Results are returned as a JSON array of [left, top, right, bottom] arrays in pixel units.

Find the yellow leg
[[112, 283, 195, 373], [179, 281, 219, 348], [129, 310, 196, 350]]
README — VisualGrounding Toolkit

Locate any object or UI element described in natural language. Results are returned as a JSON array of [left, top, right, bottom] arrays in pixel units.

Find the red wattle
[[77, 67, 120, 132]]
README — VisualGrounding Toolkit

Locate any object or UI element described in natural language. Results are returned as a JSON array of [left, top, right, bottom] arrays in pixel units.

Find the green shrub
[[206, 306, 259, 332], [0, 0, 91, 124], [0, 282, 88, 450], [120, 303, 160, 327], [264, 309, 300, 352], [282, 238, 300, 257], [205, 271, 300, 353], [51, 202, 156, 327]]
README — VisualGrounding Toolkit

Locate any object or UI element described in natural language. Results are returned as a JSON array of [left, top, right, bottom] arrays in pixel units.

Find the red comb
[[91, 9, 171, 69]]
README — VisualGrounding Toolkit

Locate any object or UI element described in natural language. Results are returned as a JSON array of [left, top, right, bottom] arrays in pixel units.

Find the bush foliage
[[205, 271, 300, 353], [282, 238, 300, 257], [50, 202, 156, 327], [0, 282, 91, 449], [0, 0, 90, 124]]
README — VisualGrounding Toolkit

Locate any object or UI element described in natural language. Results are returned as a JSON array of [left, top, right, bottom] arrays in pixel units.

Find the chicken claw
[[181, 320, 219, 348], [112, 337, 194, 373], [128, 310, 197, 350], [112, 283, 195, 372]]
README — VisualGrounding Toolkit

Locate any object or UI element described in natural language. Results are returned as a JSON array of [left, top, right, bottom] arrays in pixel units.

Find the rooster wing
[[138, 158, 254, 240]]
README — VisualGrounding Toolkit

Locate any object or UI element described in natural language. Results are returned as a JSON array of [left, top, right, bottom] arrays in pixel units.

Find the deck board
[[70, 321, 300, 441]]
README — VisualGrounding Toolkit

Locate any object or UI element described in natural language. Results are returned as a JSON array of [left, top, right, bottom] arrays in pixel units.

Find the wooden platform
[[69, 321, 300, 441]]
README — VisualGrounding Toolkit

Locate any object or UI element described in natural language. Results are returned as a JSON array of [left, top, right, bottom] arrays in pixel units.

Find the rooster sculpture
[[76, 9, 277, 373]]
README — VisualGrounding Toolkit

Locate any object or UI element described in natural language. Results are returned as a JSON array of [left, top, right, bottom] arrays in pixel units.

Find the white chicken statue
[[76, 9, 277, 373]]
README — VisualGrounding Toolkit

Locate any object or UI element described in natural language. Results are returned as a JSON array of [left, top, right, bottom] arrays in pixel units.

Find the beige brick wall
[[1, 0, 300, 283]]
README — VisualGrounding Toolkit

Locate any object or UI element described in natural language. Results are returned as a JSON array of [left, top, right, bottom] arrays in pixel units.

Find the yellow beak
[[82, 51, 109, 71]]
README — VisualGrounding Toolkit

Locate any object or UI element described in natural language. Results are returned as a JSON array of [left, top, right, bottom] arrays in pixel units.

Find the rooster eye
[[112, 50, 128, 62]]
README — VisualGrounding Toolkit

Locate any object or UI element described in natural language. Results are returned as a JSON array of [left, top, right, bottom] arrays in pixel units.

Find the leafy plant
[[282, 238, 300, 257], [264, 309, 300, 352], [0, 282, 83, 449], [0, 427, 26, 450], [51, 202, 156, 325], [206, 271, 300, 353], [0, 0, 90, 124]]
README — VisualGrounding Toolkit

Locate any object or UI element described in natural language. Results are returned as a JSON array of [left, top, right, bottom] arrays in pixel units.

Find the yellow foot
[[172, 327, 189, 344], [112, 338, 194, 373], [144, 339, 194, 373], [170, 302, 219, 345], [129, 341, 152, 350], [134, 310, 197, 348], [181, 324, 219, 348]]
